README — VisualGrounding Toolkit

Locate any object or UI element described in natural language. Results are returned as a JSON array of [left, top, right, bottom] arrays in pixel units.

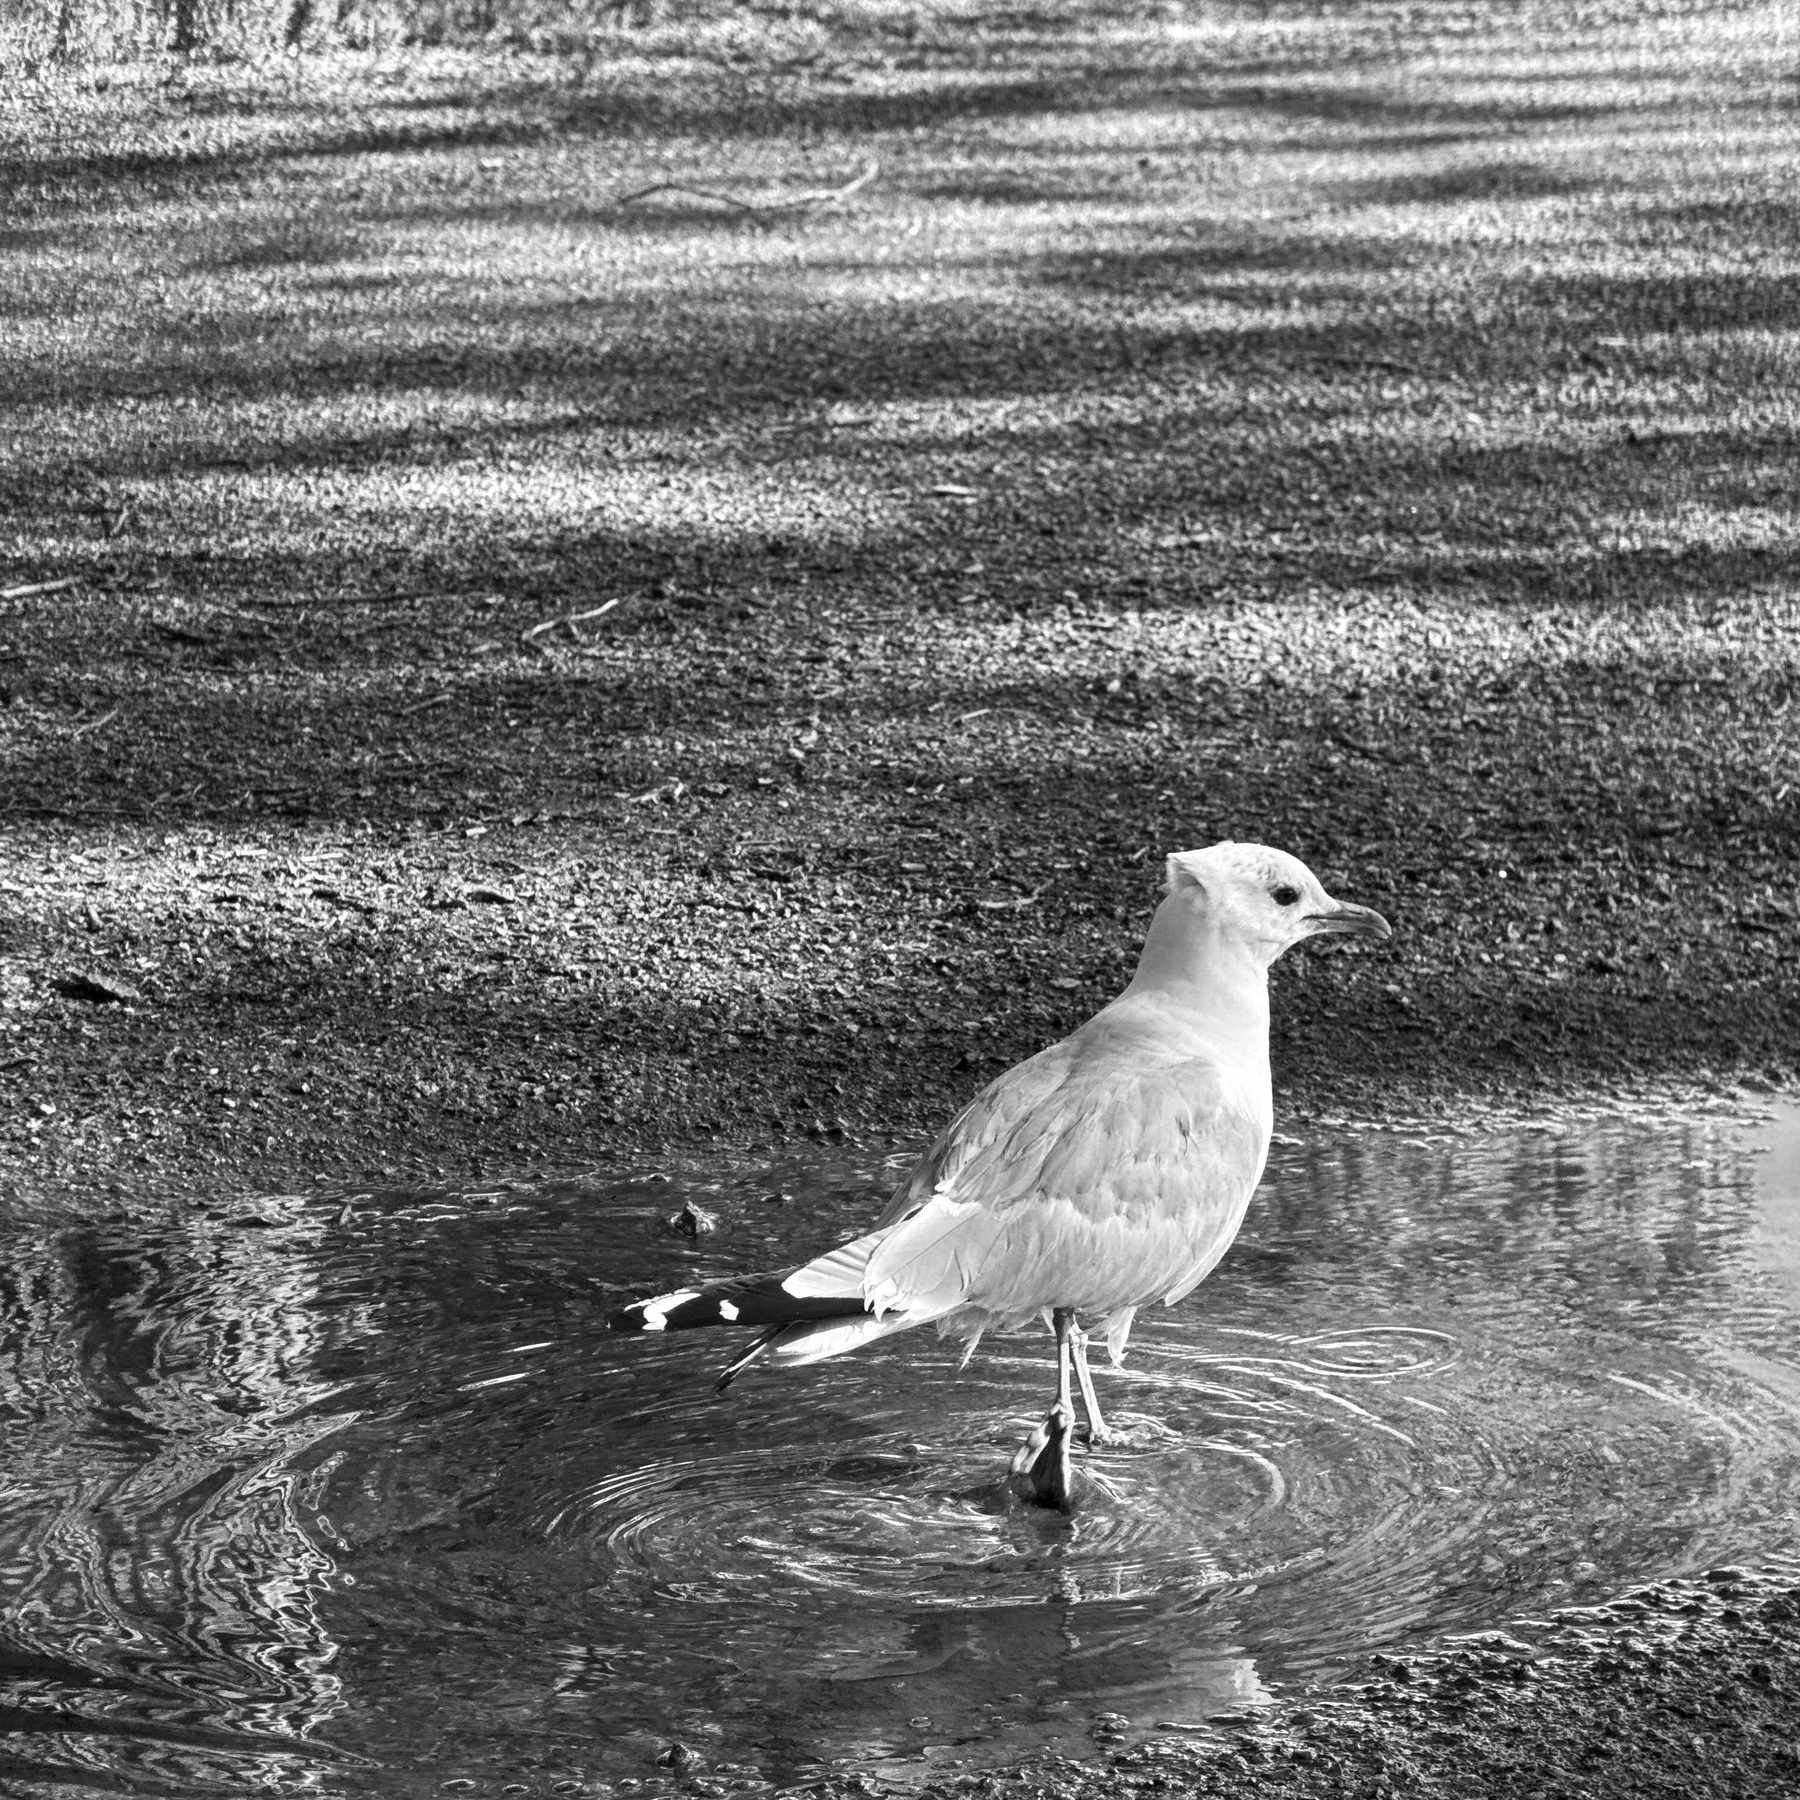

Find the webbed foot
[[1011, 1401, 1077, 1512]]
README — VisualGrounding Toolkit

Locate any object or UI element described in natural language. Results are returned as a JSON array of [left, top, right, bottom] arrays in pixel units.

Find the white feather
[[781, 1227, 889, 1298], [765, 1313, 914, 1366]]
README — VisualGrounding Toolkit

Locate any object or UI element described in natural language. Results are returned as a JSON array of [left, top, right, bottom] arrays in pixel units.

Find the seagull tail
[[608, 1224, 905, 1363]]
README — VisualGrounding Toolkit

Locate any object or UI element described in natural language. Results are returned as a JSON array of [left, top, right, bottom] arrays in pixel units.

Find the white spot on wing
[[718, 1300, 740, 1321], [638, 1289, 699, 1331]]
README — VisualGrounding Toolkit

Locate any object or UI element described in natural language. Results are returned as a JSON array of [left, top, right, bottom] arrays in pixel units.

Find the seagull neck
[[1124, 902, 1272, 1061]]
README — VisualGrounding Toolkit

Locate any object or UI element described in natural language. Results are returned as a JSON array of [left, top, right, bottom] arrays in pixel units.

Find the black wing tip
[[608, 1278, 871, 1335], [607, 1288, 719, 1333]]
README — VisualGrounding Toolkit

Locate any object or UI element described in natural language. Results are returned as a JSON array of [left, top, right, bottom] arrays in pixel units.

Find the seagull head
[[1163, 841, 1391, 968]]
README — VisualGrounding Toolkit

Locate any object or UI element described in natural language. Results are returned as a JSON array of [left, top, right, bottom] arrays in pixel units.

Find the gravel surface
[[922, 1567, 1800, 1800], [4, 2, 1796, 1207]]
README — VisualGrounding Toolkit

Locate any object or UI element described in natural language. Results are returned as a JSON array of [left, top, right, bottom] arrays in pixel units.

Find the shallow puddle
[[3, 1105, 1799, 1795]]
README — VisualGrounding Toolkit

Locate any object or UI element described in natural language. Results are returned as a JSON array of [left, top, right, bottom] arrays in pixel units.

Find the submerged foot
[[1079, 1411, 1180, 1450], [1011, 1401, 1076, 1512]]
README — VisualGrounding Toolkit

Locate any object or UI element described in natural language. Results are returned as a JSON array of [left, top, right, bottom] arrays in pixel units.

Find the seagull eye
[[1272, 885, 1301, 907]]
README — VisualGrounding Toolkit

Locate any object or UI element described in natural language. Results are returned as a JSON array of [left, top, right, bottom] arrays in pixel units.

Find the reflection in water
[[0, 1202, 356, 1791], [1, 1108, 1798, 1791]]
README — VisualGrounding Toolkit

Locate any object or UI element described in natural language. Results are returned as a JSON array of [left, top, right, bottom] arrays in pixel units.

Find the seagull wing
[[863, 1025, 1268, 1326], [613, 1010, 1269, 1375]]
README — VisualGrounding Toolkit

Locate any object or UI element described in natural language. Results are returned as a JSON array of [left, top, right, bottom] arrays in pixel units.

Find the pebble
[[661, 1200, 720, 1237]]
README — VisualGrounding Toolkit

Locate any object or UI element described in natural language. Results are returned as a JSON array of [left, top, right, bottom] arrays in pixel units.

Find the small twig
[[975, 886, 1044, 912], [400, 693, 452, 717], [1330, 727, 1385, 759], [615, 160, 879, 215], [617, 179, 762, 215], [625, 780, 685, 805], [70, 707, 120, 738], [311, 885, 380, 915], [151, 620, 214, 646], [1, 576, 83, 599], [522, 598, 620, 643]]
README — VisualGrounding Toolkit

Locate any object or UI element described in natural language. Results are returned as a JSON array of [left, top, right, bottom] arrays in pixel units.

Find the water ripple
[[2, 1109, 1798, 1787]]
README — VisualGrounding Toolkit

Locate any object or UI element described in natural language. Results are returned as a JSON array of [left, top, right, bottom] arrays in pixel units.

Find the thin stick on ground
[[1, 577, 84, 600], [521, 599, 622, 642], [614, 161, 879, 215]]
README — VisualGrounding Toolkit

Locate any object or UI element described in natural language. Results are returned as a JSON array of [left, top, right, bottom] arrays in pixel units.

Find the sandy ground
[[3, 0, 1798, 1207], [2, 0, 1799, 1791], [931, 1565, 1800, 1800]]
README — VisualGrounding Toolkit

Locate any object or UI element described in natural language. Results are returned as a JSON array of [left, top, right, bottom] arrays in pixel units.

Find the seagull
[[609, 842, 1390, 1509]]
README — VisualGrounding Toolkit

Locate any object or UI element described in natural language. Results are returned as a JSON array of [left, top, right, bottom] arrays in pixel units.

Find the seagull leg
[[1072, 1318, 1178, 1448], [1068, 1321, 1116, 1445], [1012, 1306, 1077, 1512]]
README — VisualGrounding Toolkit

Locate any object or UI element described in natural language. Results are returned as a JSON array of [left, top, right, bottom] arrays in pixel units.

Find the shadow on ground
[[1, 0, 1796, 1195]]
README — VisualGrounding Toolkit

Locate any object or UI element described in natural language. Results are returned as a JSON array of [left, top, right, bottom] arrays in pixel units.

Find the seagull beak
[[1306, 901, 1392, 941]]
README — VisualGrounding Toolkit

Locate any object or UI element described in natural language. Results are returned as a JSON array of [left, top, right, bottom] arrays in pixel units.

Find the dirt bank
[[898, 1566, 1800, 1800]]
